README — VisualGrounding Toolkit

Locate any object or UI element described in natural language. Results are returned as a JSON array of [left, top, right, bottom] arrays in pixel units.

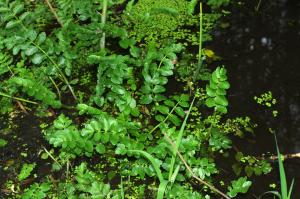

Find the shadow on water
[[211, 0, 300, 197]]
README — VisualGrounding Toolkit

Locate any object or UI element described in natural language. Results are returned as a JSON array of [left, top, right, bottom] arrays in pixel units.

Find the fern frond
[[56, 0, 75, 23], [0, 52, 13, 75], [9, 77, 62, 108]]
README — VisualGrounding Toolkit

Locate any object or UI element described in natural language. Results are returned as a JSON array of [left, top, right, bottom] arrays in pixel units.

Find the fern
[[0, 0, 77, 99], [56, 0, 75, 23], [46, 114, 126, 157], [8, 77, 61, 108], [88, 54, 137, 115], [0, 51, 13, 75], [74, 163, 112, 196], [154, 94, 190, 126], [140, 43, 182, 104], [205, 66, 230, 113]]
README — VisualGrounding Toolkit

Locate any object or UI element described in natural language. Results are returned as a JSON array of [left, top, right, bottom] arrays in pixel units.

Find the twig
[[267, 153, 300, 161], [255, 0, 262, 12], [44, 0, 63, 26], [163, 133, 231, 199], [16, 101, 28, 113]]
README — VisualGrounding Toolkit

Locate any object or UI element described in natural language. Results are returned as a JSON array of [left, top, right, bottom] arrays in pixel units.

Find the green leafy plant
[[254, 91, 278, 117], [0, 138, 7, 147], [22, 182, 51, 199], [139, 43, 182, 104], [0, 0, 272, 198], [232, 152, 272, 177], [205, 66, 230, 113], [227, 177, 252, 197], [153, 94, 189, 126], [18, 163, 36, 181]]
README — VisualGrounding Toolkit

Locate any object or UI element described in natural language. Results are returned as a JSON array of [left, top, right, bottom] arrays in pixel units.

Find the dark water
[[212, 0, 300, 197]]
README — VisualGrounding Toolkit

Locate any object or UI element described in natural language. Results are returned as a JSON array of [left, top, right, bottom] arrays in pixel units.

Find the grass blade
[[287, 179, 294, 199], [157, 180, 168, 199], [274, 134, 288, 198], [258, 191, 282, 199], [168, 96, 196, 180], [129, 150, 164, 182]]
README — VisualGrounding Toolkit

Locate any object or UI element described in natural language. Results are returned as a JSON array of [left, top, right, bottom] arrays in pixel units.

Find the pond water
[[211, 0, 300, 197]]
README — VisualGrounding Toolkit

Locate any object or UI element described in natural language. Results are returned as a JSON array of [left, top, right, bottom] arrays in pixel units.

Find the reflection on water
[[212, 0, 300, 197]]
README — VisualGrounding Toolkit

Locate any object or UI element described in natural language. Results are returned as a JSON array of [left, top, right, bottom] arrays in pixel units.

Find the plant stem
[[49, 76, 62, 100], [43, 147, 62, 168], [44, 0, 63, 26], [164, 133, 231, 199], [0, 92, 38, 105], [100, 0, 108, 50], [149, 101, 180, 134], [193, 2, 203, 82], [32, 42, 77, 101]]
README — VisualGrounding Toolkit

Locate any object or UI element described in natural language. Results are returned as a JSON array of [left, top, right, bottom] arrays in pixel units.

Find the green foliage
[[140, 43, 182, 104], [227, 177, 252, 197], [0, 138, 7, 147], [232, 152, 272, 177], [205, 66, 230, 113], [73, 163, 112, 198], [254, 91, 278, 117], [153, 94, 189, 126], [0, 0, 271, 198], [21, 163, 118, 199], [0, 1, 48, 64], [22, 182, 51, 199], [0, 51, 13, 75], [207, 0, 231, 9], [166, 184, 204, 198], [18, 163, 36, 181], [9, 77, 61, 108], [254, 91, 277, 107], [46, 113, 139, 157], [88, 53, 137, 115]]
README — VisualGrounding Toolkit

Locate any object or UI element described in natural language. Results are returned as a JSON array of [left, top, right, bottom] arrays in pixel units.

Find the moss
[[122, 0, 221, 46]]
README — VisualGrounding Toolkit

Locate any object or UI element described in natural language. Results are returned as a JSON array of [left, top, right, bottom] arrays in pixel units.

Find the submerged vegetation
[[0, 0, 295, 198]]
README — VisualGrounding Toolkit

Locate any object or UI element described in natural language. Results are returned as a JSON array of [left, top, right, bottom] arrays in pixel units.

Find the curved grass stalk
[[168, 96, 196, 181], [129, 150, 164, 182], [157, 180, 168, 199], [129, 149, 168, 199], [49, 76, 62, 100]]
